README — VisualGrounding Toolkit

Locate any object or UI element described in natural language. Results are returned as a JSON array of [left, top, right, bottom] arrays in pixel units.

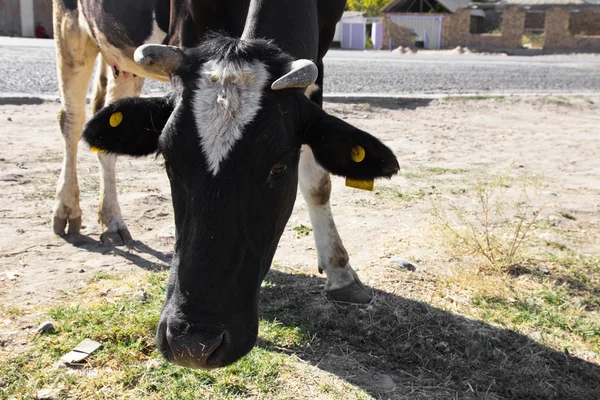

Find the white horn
[[271, 59, 318, 91], [134, 44, 184, 74]]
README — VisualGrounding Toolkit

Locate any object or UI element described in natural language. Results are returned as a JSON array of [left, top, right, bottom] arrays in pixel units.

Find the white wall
[[20, 0, 34, 37]]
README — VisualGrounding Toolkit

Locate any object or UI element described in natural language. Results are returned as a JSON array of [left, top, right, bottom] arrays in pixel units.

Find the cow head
[[83, 36, 399, 369]]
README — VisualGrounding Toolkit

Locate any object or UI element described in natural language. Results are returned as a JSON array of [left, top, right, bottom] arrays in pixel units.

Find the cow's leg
[[300, 60, 372, 303], [95, 68, 145, 246], [299, 147, 372, 304], [52, 5, 98, 235]]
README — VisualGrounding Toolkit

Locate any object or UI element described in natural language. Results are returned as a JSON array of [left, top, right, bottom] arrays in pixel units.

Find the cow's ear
[[302, 101, 399, 180], [82, 96, 173, 156]]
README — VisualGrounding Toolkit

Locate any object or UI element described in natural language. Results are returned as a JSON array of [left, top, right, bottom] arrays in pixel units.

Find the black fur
[[83, 96, 173, 156], [303, 100, 399, 180], [62, 0, 77, 11]]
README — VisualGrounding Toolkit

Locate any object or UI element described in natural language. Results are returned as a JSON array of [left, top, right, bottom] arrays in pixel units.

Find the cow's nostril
[[165, 326, 227, 369], [199, 333, 224, 359]]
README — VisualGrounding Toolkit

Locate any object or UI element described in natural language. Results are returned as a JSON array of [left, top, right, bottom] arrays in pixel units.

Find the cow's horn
[[271, 59, 318, 91], [134, 44, 184, 74]]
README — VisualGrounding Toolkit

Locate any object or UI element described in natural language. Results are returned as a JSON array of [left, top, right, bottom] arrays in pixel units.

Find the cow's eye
[[270, 163, 287, 177]]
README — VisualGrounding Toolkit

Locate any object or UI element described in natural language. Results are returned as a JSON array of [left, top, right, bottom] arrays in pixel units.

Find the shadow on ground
[[62, 233, 170, 271], [325, 97, 434, 111], [259, 269, 600, 400]]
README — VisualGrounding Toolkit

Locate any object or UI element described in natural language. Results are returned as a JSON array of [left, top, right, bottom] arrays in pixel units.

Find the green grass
[[0, 271, 307, 400], [375, 186, 427, 202], [472, 293, 600, 347], [292, 224, 312, 236], [424, 167, 468, 175]]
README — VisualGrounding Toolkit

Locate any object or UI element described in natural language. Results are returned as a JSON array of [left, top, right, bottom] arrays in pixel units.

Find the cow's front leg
[[96, 69, 145, 246], [299, 146, 372, 303]]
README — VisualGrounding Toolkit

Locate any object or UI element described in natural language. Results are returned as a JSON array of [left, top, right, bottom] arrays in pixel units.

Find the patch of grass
[[89, 271, 120, 282], [0, 304, 26, 318], [402, 171, 422, 179], [424, 167, 468, 175], [473, 294, 600, 347], [0, 271, 295, 399], [375, 186, 427, 202], [293, 224, 312, 237]]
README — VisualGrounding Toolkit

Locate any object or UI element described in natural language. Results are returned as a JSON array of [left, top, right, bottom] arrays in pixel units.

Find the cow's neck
[[241, 0, 319, 60]]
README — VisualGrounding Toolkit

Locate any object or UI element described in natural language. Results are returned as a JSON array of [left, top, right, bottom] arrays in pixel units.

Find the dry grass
[[431, 167, 551, 271]]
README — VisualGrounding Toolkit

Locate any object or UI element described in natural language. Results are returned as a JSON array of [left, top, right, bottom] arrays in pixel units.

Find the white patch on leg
[[299, 147, 358, 291], [146, 13, 167, 45], [193, 60, 269, 175], [96, 74, 145, 231]]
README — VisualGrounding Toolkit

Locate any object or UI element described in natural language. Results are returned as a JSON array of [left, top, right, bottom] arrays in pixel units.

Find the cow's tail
[[91, 55, 108, 114]]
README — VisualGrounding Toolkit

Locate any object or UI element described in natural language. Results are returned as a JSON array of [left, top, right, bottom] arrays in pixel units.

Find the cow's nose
[[164, 326, 226, 369]]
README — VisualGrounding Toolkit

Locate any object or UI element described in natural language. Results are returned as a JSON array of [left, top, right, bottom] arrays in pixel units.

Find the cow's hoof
[[100, 228, 134, 248], [53, 216, 82, 235], [326, 279, 373, 304]]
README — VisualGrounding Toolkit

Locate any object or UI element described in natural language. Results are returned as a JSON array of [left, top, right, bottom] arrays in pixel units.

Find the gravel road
[[1, 38, 599, 97]]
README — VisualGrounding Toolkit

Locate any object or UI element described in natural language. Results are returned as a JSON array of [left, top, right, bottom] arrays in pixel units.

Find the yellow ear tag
[[351, 145, 366, 163], [109, 111, 123, 128], [90, 146, 100, 153], [345, 178, 374, 191]]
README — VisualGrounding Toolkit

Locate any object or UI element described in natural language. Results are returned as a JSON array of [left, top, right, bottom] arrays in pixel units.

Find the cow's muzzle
[[156, 316, 257, 369]]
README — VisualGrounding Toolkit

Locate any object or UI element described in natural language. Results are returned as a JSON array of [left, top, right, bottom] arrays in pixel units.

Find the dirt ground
[[1, 96, 599, 361]]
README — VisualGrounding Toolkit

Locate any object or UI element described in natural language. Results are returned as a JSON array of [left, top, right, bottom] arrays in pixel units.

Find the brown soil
[[1, 96, 599, 360]]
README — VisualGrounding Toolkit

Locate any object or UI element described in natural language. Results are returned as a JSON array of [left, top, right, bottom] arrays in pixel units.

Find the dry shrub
[[431, 166, 551, 272]]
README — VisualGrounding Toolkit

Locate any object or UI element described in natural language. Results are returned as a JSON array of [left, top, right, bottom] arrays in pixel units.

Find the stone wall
[[570, 12, 600, 36], [382, 16, 416, 49], [0, 0, 21, 36], [442, 7, 525, 50], [545, 8, 600, 50]]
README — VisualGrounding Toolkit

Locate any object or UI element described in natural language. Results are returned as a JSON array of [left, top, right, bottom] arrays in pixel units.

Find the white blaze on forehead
[[193, 60, 269, 175]]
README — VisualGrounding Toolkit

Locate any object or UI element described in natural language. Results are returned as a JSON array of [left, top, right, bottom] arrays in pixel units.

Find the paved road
[[1, 37, 600, 97]]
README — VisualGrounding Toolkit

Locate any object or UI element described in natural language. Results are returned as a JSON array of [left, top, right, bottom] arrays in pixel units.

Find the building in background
[[381, 0, 484, 49], [0, 0, 53, 38], [380, 0, 600, 51]]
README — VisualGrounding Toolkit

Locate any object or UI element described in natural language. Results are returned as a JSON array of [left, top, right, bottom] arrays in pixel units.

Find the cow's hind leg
[[52, 4, 98, 235], [95, 68, 145, 246], [299, 147, 372, 304]]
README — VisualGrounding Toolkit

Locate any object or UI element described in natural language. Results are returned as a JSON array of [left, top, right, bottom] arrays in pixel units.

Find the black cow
[[53, 0, 384, 307], [82, 0, 399, 369]]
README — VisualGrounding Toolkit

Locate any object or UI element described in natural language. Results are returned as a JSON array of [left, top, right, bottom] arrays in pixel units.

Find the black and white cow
[[53, 0, 384, 305], [81, 0, 399, 369]]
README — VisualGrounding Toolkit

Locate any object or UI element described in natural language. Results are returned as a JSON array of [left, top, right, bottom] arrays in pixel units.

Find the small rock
[[389, 257, 417, 272], [36, 389, 58, 400], [375, 374, 396, 390], [7, 117, 12, 122], [536, 265, 550, 275], [146, 358, 161, 370], [37, 321, 54, 334], [435, 341, 450, 353], [52, 361, 67, 369], [78, 268, 85, 273], [60, 338, 103, 364], [5, 271, 20, 280], [135, 289, 147, 303]]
